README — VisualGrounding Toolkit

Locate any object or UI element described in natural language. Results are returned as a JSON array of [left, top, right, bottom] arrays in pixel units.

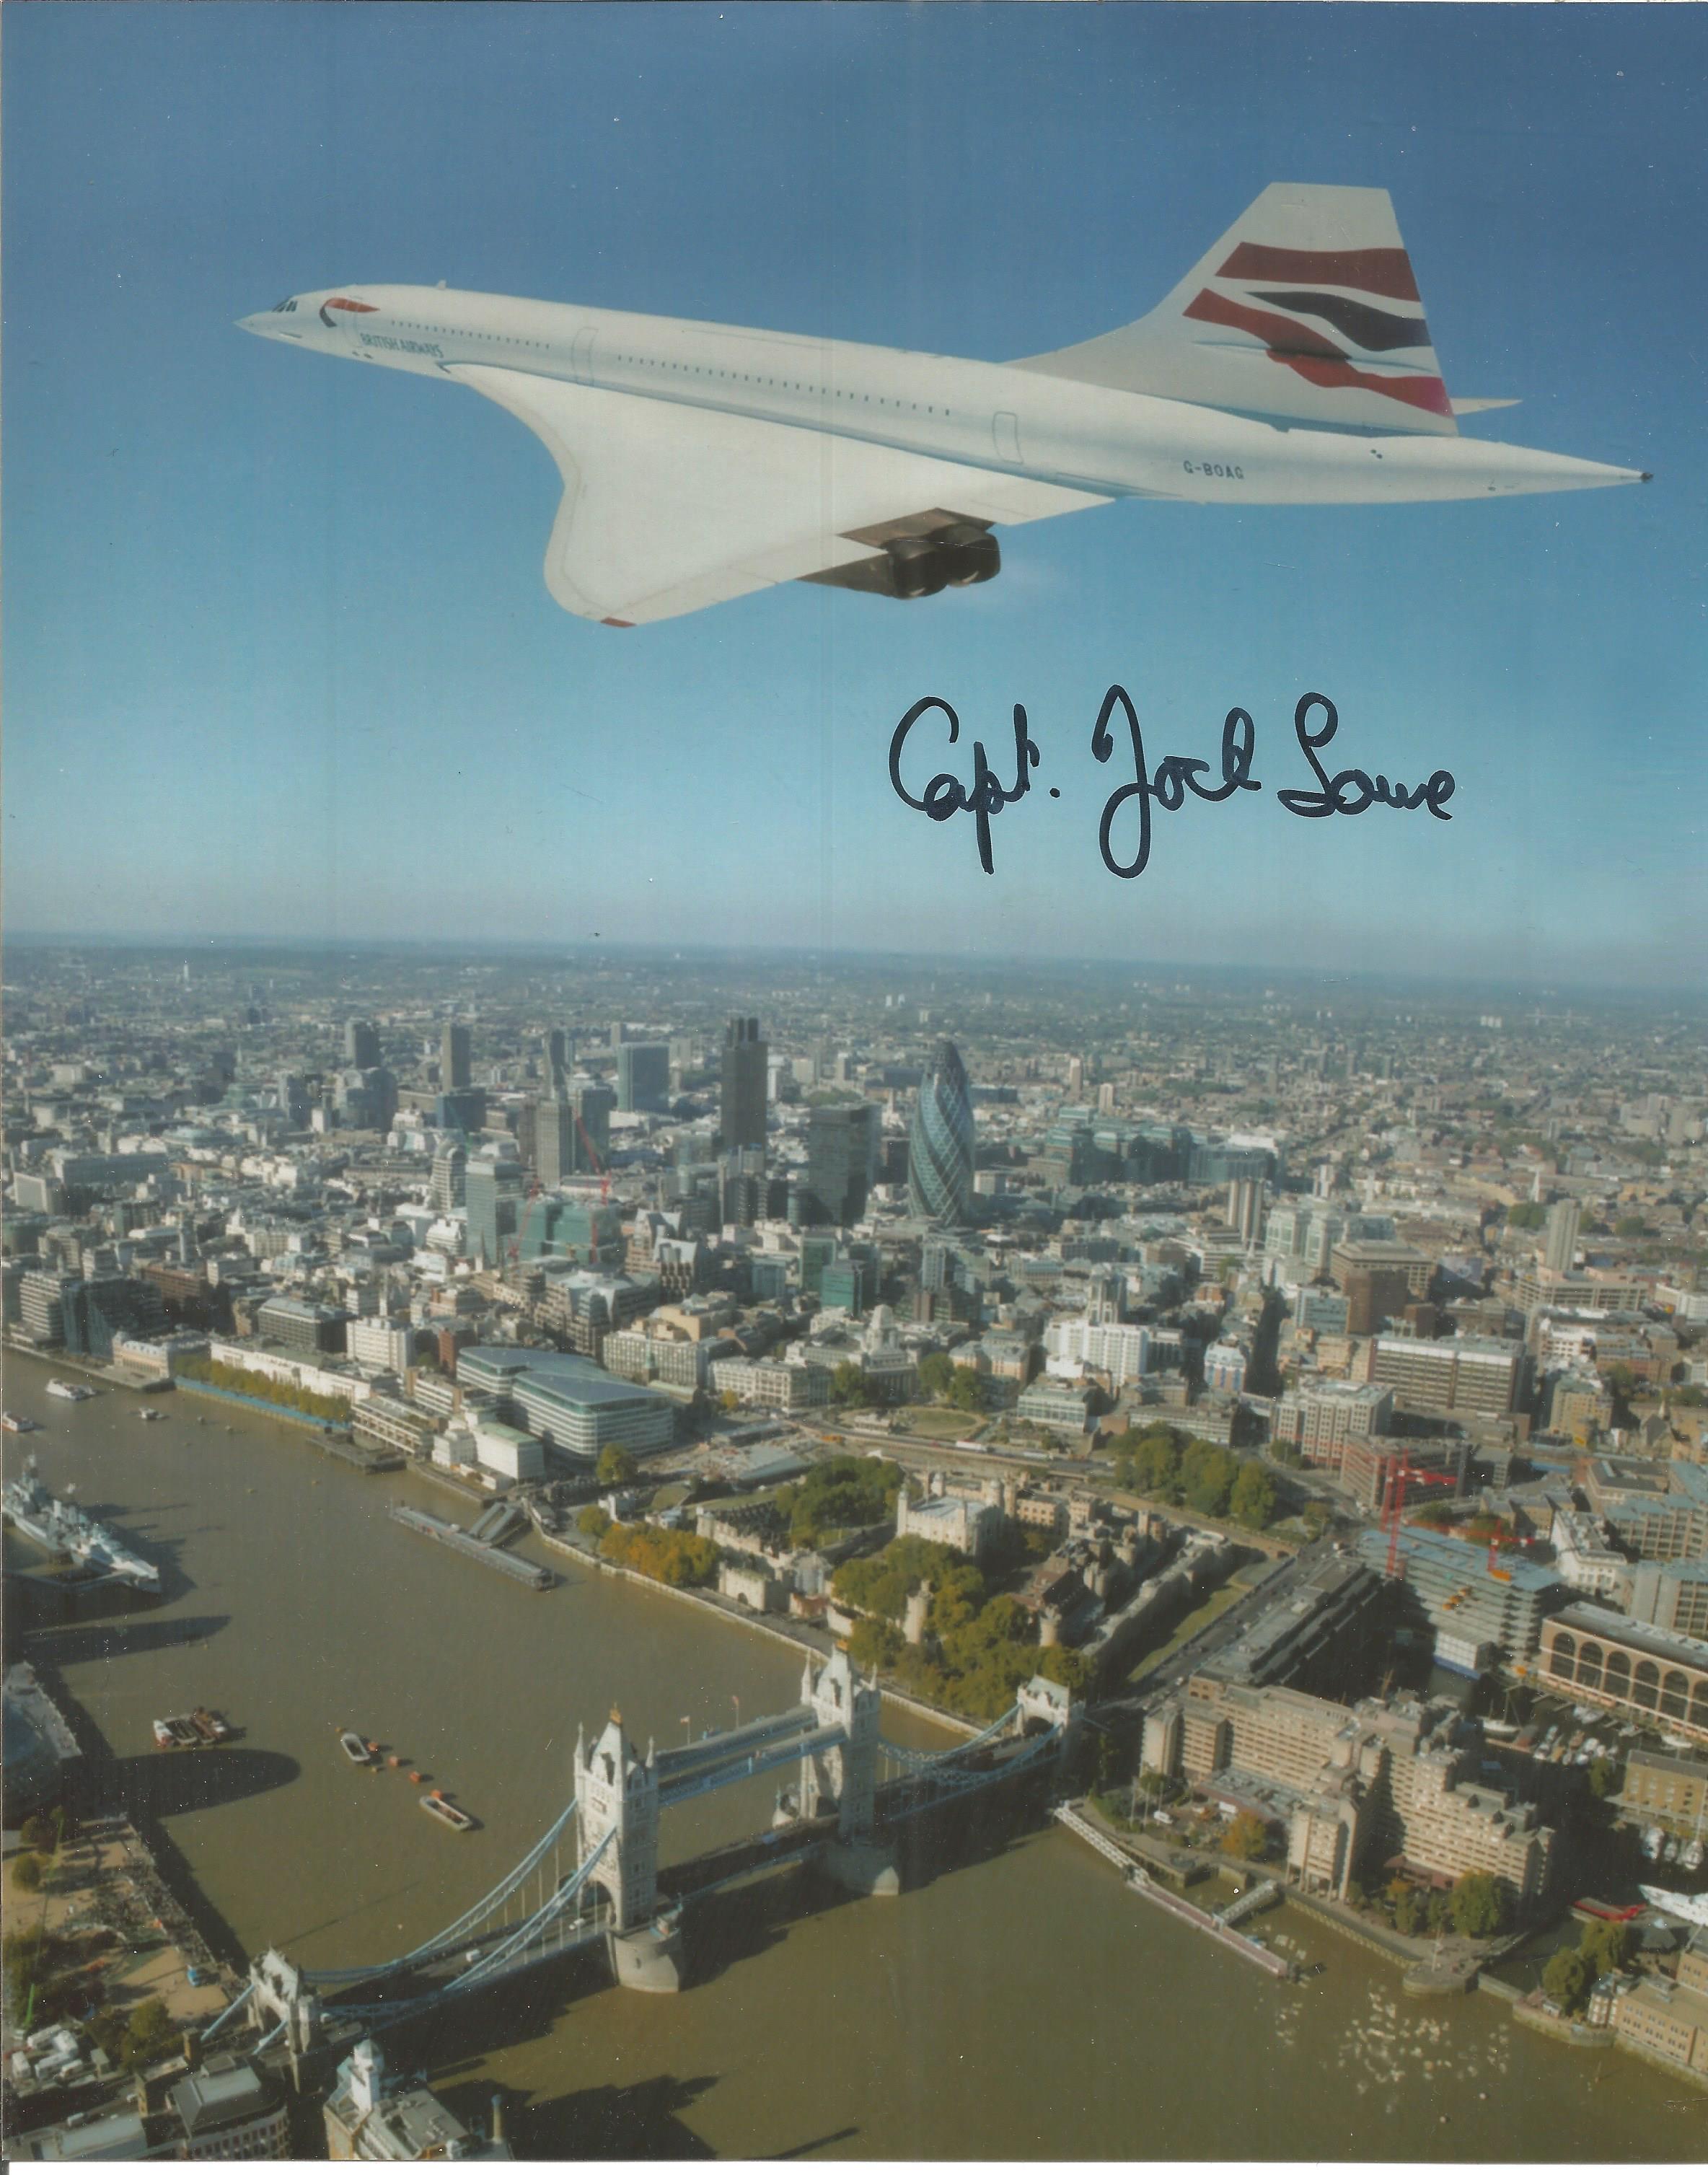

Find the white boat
[[1643, 1827, 1665, 1860], [340, 1730, 375, 1765], [1684, 1840, 1704, 1873], [420, 1791, 475, 1832], [45, 1380, 95, 1402], [137, 1409, 166, 1424], [1639, 1884, 1708, 1928], [1, 1412, 39, 1433]]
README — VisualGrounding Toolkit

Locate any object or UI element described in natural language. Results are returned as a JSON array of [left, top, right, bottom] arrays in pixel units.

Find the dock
[[322, 1434, 404, 1475], [387, 1503, 554, 1589], [1052, 1802, 1293, 1980]]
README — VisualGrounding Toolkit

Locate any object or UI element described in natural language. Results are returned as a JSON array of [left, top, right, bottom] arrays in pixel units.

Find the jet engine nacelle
[[884, 524, 1000, 598]]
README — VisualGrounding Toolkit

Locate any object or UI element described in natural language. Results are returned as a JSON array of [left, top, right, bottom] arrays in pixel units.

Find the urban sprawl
[[4, 944, 1707, 2153]]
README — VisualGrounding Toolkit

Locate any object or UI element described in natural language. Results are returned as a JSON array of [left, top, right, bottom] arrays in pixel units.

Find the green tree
[[1579, 1919, 1635, 1978], [121, 1998, 177, 2072], [917, 1353, 955, 1401], [596, 1444, 638, 1486], [1541, 1946, 1593, 2013], [947, 1366, 987, 1414], [1229, 1460, 1277, 1531], [1586, 1756, 1622, 1800], [847, 1617, 904, 1674], [1181, 1441, 1238, 1519], [830, 1361, 871, 1407], [9, 1853, 43, 1894], [1447, 1870, 1507, 1939], [577, 1505, 612, 1539], [1505, 1203, 1546, 1231], [1393, 1886, 1427, 1936], [86, 2008, 128, 2065], [18, 1814, 57, 1853], [1222, 1811, 1269, 1861], [1614, 1216, 1650, 1239], [1036, 1647, 1093, 1697]]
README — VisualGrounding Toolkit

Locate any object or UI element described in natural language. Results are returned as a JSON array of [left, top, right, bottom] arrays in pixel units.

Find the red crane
[[573, 1109, 612, 1202], [1382, 1451, 1456, 1579]]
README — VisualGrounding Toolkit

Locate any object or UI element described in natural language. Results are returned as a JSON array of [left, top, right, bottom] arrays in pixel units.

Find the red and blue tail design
[[1016, 185, 1462, 436]]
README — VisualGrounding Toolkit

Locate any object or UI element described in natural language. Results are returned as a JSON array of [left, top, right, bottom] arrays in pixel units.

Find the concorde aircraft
[[239, 183, 1646, 628]]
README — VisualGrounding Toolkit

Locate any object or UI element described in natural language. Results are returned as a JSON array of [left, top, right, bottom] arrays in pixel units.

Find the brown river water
[[4, 1350, 1704, 2160]]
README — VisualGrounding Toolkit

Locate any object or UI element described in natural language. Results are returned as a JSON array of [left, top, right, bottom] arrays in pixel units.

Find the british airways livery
[[239, 184, 1646, 628]]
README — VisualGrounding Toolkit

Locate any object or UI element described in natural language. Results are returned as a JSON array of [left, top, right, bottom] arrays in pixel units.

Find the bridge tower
[[575, 1709, 659, 1929], [575, 1710, 681, 1990], [801, 1648, 897, 1897]]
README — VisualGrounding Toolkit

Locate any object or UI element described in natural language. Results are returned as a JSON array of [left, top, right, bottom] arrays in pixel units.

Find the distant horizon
[[6, 923, 1704, 1011]]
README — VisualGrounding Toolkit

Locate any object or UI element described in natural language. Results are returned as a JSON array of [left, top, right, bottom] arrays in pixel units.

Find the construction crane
[[1381, 1451, 1456, 1580], [573, 1108, 612, 1203]]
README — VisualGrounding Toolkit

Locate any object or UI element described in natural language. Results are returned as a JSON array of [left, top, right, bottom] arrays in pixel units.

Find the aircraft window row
[[607, 351, 949, 419]]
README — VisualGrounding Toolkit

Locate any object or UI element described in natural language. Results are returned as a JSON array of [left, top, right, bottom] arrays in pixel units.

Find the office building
[[441, 1022, 472, 1090], [345, 1019, 382, 1070], [617, 1041, 671, 1112], [1354, 1527, 1565, 1674], [465, 1155, 524, 1265], [537, 1085, 615, 1185], [1271, 1381, 1394, 1464], [255, 1296, 349, 1355], [1544, 1198, 1581, 1276], [324, 2037, 512, 2160], [169, 2054, 291, 2159], [458, 1346, 674, 1462], [908, 1038, 975, 1226], [430, 1143, 467, 1211], [1584, 1459, 1708, 1562], [1333, 1238, 1432, 1335], [1627, 1557, 1708, 1641], [1367, 1335, 1528, 1419], [1536, 1603, 1708, 1744], [721, 1014, 769, 1151], [1177, 1677, 1554, 1906], [800, 1102, 879, 1226], [1226, 1177, 1268, 1249]]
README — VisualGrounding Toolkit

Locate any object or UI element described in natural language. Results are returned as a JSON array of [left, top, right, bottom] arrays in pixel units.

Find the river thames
[[4, 1350, 1703, 2161]]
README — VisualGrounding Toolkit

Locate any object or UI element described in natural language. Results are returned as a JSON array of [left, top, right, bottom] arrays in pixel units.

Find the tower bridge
[[207, 1653, 1075, 2066]]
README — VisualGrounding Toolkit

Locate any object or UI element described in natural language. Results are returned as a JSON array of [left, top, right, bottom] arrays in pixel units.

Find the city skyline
[[6, 5, 1705, 984]]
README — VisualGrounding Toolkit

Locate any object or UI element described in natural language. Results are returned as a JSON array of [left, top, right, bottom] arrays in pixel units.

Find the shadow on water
[[111, 1746, 301, 1822], [481, 2070, 723, 2161], [382, 1944, 619, 2079], [676, 1860, 842, 1986], [20, 1610, 229, 1668], [20, 1658, 289, 1971], [767, 2127, 862, 2160]]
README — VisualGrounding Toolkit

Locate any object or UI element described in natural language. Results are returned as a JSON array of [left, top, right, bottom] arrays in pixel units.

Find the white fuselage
[[239, 284, 1642, 506]]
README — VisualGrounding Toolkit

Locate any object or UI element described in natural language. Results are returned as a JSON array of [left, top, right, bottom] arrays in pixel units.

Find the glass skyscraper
[[909, 1039, 974, 1226]]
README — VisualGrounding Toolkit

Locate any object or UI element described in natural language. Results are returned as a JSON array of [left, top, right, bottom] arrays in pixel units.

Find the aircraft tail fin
[[1014, 183, 1459, 436]]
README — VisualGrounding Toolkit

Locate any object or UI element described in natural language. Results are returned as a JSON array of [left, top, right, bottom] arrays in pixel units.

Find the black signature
[[889, 687, 1456, 879]]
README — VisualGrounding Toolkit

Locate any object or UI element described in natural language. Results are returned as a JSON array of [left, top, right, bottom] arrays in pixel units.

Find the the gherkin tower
[[908, 1039, 974, 1225]]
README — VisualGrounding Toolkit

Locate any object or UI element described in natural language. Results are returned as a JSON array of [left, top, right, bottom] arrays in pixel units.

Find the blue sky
[[5, 4, 1704, 987]]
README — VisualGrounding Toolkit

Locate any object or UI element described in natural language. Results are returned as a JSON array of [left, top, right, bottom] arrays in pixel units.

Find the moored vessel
[[420, 1790, 475, 1832]]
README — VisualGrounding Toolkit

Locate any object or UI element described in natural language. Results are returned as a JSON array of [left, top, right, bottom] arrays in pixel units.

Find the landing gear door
[[992, 411, 1022, 464], [572, 328, 597, 385]]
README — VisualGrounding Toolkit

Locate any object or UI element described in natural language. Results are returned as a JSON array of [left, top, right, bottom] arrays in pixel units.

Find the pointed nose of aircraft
[[236, 312, 265, 336]]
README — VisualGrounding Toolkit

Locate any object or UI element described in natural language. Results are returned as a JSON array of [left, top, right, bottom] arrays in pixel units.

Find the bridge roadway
[[225, 1659, 1074, 2063]]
